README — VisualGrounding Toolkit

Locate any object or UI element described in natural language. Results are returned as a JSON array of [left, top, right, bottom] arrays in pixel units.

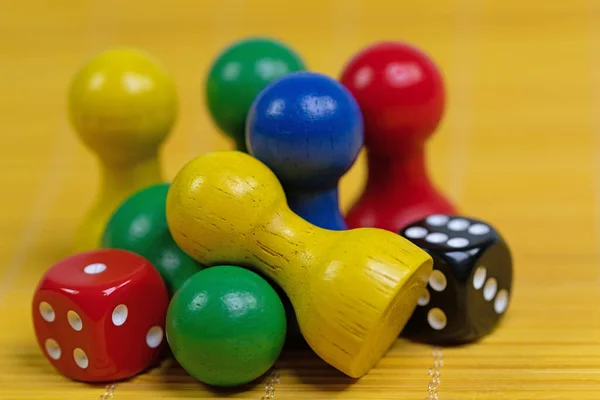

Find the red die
[[32, 249, 169, 382]]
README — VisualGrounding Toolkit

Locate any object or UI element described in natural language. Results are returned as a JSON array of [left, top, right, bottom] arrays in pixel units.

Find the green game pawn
[[166, 266, 287, 387], [101, 183, 203, 297], [205, 37, 306, 152]]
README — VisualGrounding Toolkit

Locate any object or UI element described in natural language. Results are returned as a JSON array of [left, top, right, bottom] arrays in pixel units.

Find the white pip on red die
[[32, 249, 169, 382]]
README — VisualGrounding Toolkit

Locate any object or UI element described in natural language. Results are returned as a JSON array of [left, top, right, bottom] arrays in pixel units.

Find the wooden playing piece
[[165, 150, 433, 378], [68, 48, 177, 252]]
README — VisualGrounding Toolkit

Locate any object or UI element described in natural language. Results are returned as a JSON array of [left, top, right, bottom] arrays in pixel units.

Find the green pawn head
[[205, 37, 306, 152], [102, 183, 203, 297], [166, 266, 287, 387]]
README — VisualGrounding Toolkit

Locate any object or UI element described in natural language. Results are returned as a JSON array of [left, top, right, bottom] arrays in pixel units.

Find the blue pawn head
[[246, 71, 364, 191]]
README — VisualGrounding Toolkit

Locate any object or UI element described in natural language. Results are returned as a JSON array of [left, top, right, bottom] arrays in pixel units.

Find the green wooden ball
[[101, 183, 203, 296], [205, 37, 306, 152], [166, 266, 287, 387]]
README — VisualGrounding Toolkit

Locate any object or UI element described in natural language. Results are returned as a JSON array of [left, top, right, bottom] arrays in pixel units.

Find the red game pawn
[[340, 41, 456, 232], [32, 249, 169, 382]]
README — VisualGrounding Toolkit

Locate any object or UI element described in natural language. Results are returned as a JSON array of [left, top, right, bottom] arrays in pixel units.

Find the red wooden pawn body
[[32, 249, 169, 382], [340, 41, 456, 232]]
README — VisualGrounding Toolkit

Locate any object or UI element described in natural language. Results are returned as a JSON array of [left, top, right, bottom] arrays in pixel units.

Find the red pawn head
[[340, 42, 445, 154], [32, 249, 169, 382]]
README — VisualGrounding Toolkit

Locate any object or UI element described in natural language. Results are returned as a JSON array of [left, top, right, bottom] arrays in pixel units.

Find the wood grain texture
[[165, 150, 433, 379], [1, 0, 599, 398]]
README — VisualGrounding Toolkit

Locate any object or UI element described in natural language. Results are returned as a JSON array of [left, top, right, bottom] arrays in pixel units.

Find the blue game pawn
[[246, 71, 364, 230]]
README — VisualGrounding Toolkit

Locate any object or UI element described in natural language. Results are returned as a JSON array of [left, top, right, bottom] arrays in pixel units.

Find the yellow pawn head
[[166, 151, 285, 261], [68, 48, 178, 166]]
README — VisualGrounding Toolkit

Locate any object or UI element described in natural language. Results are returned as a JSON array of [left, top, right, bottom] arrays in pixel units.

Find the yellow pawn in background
[[68, 48, 178, 252]]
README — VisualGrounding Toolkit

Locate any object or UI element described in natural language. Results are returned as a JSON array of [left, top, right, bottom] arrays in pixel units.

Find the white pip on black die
[[399, 214, 513, 344]]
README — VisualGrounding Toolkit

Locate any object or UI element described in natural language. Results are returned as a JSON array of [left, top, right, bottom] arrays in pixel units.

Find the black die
[[399, 214, 513, 344]]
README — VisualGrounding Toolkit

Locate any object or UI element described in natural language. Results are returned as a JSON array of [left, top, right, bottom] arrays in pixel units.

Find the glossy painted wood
[[166, 150, 432, 378], [1, 0, 599, 398], [206, 37, 306, 152], [101, 183, 203, 297], [247, 71, 363, 231], [166, 266, 287, 387], [69, 48, 178, 252], [341, 42, 456, 232]]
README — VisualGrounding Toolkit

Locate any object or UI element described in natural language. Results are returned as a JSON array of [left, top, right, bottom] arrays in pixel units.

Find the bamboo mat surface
[[1, 0, 600, 398]]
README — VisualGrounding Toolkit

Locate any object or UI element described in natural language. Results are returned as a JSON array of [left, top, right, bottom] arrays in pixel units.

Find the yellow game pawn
[[166, 151, 433, 378], [69, 48, 178, 252]]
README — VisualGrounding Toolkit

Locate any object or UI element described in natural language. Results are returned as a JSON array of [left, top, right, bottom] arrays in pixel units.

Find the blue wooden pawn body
[[246, 71, 364, 230]]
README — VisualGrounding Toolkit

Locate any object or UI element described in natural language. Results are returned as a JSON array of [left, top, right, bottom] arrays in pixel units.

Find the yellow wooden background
[[1, 0, 600, 398]]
